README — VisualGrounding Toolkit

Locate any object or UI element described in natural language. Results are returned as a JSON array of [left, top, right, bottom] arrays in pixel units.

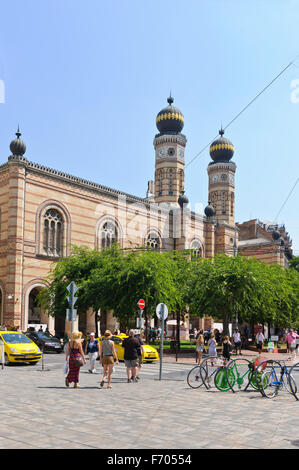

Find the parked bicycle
[[225, 357, 264, 392], [288, 361, 299, 401], [255, 359, 297, 399], [200, 356, 235, 391]]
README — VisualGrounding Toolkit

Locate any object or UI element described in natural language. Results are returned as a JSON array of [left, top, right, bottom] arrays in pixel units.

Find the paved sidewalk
[[0, 356, 299, 449]]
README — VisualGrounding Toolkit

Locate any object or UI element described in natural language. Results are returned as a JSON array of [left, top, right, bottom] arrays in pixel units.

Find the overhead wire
[[274, 177, 299, 222], [186, 55, 299, 169]]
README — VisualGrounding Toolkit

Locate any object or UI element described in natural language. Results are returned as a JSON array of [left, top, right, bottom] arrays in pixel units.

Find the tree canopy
[[38, 245, 299, 334]]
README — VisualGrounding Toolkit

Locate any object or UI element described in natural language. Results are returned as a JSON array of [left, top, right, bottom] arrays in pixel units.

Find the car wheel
[[4, 354, 10, 366]]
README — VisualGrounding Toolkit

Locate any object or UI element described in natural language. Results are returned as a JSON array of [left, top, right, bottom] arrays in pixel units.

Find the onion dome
[[272, 230, 281, 241], [209, 128, 234, 163], [156, 95, 184, 135], [178, 190, 189, 208], [204, 201, 216, 218], [10, 127, 26, 156]]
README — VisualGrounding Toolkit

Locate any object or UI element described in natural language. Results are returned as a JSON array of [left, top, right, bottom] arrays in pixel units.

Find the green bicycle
[[199, 356, 236, 391], [225, 357, 265, 392]]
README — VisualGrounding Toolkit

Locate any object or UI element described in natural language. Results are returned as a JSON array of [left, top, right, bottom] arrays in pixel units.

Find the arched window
[[190, 240, 202, 259], [101, 221, 117, 249], [147, 232, 161, 251], [43, 209, 63, 257]]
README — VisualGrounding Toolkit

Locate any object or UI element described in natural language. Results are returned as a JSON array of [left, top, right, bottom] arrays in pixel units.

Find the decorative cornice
[[3, 155, 152, 207], [153, 134, 187, 147], [207, 161, 236, 171]]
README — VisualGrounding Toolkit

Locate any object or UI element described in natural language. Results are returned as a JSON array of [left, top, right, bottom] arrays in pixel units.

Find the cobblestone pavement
[[1, 351, 299, 449]]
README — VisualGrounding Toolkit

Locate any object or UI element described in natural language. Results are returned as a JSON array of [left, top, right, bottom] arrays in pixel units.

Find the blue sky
[[0, 0, 298, 253]]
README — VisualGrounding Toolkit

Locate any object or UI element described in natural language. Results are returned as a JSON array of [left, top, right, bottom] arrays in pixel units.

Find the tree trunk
[[95, 313, 99, 338], [222, 313, 230, 337], [176, 311, 180, 343]]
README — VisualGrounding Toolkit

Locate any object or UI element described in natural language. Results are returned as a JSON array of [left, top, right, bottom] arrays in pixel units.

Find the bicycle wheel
[[187, 365, 204, 389], [250, 369, 263, 390], [200, 356, 221, 390], [254, 359, 271, 396], [226, 358, 251, 392], [215, 367, 235, 391], [287, 362, 299, 400], [260, 368, 279, 398], [283, 373, 297, 395]]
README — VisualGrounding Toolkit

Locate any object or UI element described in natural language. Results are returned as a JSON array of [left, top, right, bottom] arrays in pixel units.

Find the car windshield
[[2, 333, 32, 344], [36, 332, 55, 340]]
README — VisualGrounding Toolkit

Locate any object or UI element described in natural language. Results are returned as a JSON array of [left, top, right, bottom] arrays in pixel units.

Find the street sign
[[136, 317, 145, 328], [67, 281, 78, 294], [156, 303, 168, 381], [138, 299, 145, 310], [156, 303, 168, 320], [66, 281, 78, 334], [271, 336, 279, 342], [67, 281, 78, 308], [66, 309, 77, 322]]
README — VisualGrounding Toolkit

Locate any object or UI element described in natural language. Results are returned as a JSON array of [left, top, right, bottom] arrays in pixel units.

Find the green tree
[[185, 254, 299, 335], [289, 255, 299, 272], [38, 245, 181, 338]]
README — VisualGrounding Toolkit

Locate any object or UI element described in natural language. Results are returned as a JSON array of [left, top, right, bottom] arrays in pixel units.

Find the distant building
[[237, 219, 292, 267]]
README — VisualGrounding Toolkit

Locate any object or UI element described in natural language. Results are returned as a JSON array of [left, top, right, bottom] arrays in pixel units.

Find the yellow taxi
[[97, 334, 159, 362], [0, 331, 42, 365]]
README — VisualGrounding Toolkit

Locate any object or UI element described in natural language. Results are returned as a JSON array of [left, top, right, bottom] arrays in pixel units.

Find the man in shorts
[[122, 330, 140, 383]]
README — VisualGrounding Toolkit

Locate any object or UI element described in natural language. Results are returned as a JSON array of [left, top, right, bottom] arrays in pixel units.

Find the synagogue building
[[0, 97, 293, 334]]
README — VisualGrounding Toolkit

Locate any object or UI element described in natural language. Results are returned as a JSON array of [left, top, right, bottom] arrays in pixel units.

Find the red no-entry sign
[[138, 299, 145, 309]]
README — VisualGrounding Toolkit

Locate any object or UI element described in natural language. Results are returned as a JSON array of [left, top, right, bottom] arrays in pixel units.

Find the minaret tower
[[153, 96, 187, 204], [206, 129, 238, 254], [207, 128, 236, 225]]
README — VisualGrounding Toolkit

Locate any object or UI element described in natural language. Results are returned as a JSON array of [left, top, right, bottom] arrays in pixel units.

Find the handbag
[[73, 355, 84, 368]]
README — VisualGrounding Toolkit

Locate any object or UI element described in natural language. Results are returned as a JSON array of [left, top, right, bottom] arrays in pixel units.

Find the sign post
[[66, 281, 78, 335], [156, 303, 168, 381], [0, 340, 4, 369], [137, 299, 145, 331]]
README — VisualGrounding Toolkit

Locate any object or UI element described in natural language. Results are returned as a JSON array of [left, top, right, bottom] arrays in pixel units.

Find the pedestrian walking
[[286, 329, 299, 360], [195, 329, 204, 364], [99, 330, 119, 389], [255, 329, 265, 354], [135, 332, 144, 380], [85, 332, 100, 373], [232, 329, 242, 355], [222, 336, 232, 364], [122, 329, 140, 383], [208, 334, 217, 364], [65, 331, 86, 388]]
